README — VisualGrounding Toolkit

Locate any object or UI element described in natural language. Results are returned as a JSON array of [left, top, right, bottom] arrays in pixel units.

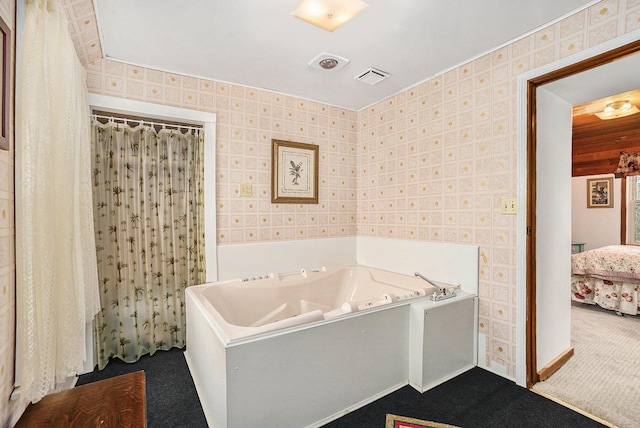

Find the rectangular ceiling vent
[[355, 67, 389, 85]]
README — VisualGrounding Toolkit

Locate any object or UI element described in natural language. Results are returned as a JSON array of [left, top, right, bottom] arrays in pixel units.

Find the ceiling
[[572, 88, 640, 176], [94, 0, 598, 111], [543, 53, 640, 176]]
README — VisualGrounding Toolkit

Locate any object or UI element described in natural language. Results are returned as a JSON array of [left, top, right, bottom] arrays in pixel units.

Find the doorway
[[516, 34, 640, 388]]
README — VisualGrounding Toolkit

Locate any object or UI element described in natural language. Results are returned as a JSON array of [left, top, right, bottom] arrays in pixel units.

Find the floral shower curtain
[[91, 119, 206, 369]]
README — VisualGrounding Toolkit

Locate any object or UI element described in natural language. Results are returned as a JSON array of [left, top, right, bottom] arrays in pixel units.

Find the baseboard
[[538, 347, 574, 381], [410, 364, 476, 393], [306, 380, 409, 428], [476, 364, 516, 382]]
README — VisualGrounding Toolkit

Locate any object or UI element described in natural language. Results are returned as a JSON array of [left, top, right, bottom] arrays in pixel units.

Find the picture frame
[[271, 139, 319, 204], [0, 15, 11, 151], [586, 177, 613, 208]]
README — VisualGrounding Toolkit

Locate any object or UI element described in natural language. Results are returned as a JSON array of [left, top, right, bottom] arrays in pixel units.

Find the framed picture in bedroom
[[0, 15, 10, 151], [587, 177, 613, 208], [271, 139, 319, 204]]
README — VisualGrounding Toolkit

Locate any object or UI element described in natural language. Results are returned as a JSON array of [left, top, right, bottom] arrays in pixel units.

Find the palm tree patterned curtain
[[91, 119, 206, 369]]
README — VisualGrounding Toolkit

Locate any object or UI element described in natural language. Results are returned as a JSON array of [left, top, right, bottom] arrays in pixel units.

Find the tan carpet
[[534, 302, 640, 428]]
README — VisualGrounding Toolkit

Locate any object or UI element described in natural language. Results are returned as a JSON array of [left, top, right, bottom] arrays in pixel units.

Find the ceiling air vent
[[355, 67, 389, 85]]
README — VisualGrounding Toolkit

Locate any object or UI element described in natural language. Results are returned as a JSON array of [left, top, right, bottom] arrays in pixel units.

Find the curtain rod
[[91, 113, 204, 133]]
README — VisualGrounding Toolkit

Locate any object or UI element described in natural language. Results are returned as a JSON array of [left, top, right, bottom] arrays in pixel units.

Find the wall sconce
[[595, 100, 640, 120], [291, 0, 368, 32]]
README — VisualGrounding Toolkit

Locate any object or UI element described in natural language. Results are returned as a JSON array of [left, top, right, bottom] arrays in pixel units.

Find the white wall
[[571, 175, 621, 251], [356, 237, 479, 296], [535, 87, 573, 371], [216, 237, 479, 298], [216, 237, 357, 281]]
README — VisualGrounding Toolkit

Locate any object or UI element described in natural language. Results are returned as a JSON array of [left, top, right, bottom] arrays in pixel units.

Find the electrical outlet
[[239, 183, 252, 197], [500, 198, 517, 214]]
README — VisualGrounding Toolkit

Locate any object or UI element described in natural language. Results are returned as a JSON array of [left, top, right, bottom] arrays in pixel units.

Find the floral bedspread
[[571, 245, 640, 315], [572, 276, 639, 315], [571, 245, 640, 283]]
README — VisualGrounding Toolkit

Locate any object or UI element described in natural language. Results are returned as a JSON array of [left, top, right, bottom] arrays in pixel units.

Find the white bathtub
[[185, 264, 476, 428], [191, 265, 444, 343]]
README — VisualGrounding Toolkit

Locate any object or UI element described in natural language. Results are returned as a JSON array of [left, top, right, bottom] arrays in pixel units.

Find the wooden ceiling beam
[[572, 146, 640, 161], [572, 161, 619, 177]]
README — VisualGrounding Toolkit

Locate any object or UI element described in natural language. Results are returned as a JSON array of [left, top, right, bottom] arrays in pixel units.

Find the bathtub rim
[[186, 264, 464, 347], [189, 287, 436, 347]]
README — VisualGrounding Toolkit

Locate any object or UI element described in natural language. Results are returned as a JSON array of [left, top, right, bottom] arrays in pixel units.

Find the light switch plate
[[500, 198, 517, 214]]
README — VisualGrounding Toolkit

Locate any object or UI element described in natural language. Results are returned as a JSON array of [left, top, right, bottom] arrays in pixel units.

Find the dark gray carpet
[[323, 367, 606, 428], [77, 348, 605, 427], [77, 347, 207, 428]]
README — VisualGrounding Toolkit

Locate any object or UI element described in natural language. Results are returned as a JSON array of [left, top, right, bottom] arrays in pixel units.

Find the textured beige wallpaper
[[358, 0, 640, 375], [85, 59, 359, 244]]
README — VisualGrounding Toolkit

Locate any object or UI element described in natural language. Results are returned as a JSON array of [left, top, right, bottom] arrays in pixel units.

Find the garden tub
[[185, 264, 475, 428], [191, 265, 442, 343]]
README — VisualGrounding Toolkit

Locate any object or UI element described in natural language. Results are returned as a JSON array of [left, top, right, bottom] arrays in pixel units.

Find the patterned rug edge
[[385, 414, 461, 428]]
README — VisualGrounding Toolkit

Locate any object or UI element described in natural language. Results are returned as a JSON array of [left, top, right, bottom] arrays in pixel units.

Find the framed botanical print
[[271, 139, 319, 204], [0, 15, 10, 151]]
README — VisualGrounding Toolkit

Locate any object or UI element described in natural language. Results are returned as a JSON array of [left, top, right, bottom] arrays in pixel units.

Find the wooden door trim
[[621, 178, 627, 245]]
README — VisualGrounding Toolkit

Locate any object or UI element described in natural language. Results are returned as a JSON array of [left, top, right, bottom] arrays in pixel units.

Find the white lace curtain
[[91, 120, 206, 369], [16, 0, 100, 402]]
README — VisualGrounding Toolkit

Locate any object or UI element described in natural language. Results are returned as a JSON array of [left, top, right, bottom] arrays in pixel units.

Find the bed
[[571, 245, 640, 315]]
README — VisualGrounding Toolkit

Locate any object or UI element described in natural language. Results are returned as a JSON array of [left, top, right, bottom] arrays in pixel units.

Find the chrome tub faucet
[[414, 272, 457, 301]]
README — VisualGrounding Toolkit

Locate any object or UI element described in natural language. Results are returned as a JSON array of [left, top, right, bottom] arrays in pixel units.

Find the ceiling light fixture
[[595, 100, 640, 120], [308, 52, 350, 72], [291, 0, 368, 32], [319, 58, 339, 70]]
